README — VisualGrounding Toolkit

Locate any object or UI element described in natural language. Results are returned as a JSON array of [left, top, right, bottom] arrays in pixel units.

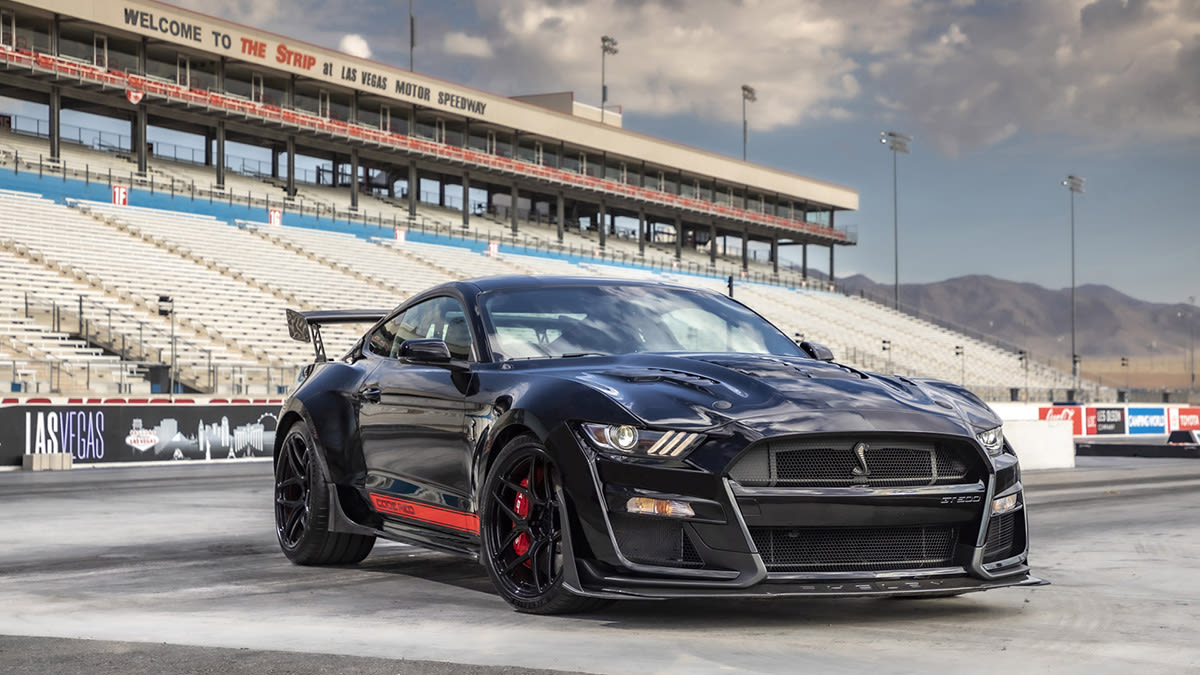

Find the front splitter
[[578, 571, 1049, 600]]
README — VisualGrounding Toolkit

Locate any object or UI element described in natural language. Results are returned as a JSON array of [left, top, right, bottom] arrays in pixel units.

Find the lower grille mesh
[[983, 512, 1019, 562], [609, 514, 703, 568], [750, 525, 958, 572]]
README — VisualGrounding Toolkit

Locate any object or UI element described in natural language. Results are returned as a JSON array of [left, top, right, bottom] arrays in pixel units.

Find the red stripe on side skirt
[[369, 493, 480, 534]]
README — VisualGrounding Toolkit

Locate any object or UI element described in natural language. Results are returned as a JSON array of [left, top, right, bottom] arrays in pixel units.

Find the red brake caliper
[[512, 477, 531, 559]]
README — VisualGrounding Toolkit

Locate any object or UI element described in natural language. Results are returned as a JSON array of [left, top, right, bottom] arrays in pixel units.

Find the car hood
[[541, 352, 999, 438]]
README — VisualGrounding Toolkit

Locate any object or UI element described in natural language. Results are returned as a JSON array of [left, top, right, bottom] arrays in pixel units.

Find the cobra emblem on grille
[[851, 442, 871, 482]]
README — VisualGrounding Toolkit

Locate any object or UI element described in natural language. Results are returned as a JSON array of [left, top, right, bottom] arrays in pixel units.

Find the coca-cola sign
[[1039, 406, 1083, 435]]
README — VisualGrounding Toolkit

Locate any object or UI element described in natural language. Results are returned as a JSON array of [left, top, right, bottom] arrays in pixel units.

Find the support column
[[556, 192, 565, 243], [215, 120, 226, 188], [48, 86, 61, 160], [829, 246, 835, 285], [461, 171, 471, 227], [204, 131, 213, 166], [598, 201, 607, 248], [510, 184, 519, 234], [350, 148, 359, 210], [674, 216, 683, 260], [285, 135, 296, 198], [407, 161, 418, 219], [638, 207, 646, 255], [741, 226, 749, 270], [771, 236, 779, 275], [270, 146, 280, 179], [709, 223, 717, 265], [438, 176, 446, 207], [802, 243, 808, 279], [135, 103, 148, 174]]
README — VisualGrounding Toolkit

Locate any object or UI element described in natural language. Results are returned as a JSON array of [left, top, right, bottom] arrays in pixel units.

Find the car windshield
[[478, 284, 803, 360]]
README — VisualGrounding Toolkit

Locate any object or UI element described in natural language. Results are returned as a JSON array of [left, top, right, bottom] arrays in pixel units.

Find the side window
[[367, 297, 474, 360]]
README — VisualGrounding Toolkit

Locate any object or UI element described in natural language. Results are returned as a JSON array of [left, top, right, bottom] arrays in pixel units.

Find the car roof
[[453, 275, 695, 293]]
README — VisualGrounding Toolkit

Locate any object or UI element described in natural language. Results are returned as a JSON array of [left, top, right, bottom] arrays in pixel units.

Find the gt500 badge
[[940, 495, 982, 504]]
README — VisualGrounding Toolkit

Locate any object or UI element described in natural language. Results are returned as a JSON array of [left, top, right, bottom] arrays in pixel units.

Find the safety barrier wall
[[1, 397, 281, 466], [1003, 419, 1075, 470]]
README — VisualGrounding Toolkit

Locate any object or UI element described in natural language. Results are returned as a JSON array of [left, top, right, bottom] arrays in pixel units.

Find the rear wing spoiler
[[286, 308, 390, 361]]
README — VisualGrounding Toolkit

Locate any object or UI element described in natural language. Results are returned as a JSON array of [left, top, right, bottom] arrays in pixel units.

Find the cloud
[[443, 32, 494, 58], [339, 33, 372, 59], [442, 0, 1200, 155]]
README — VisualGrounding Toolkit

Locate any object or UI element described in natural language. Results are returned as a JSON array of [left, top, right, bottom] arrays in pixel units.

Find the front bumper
[[553, 426, 1046, 600]]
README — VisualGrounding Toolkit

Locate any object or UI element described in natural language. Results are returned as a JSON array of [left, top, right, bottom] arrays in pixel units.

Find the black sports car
[[274, 276, 1045, 613]]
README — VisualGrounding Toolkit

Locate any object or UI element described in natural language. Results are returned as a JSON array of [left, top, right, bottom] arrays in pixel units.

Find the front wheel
[[274, 421, 375, 565], [480, 434, 609, 614]]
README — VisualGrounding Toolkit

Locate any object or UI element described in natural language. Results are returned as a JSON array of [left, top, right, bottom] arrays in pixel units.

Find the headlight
[[977, 426, 1005, 456], [580, 423, 703, 458]]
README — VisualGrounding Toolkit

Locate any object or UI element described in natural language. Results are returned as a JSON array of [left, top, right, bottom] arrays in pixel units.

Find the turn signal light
[[625, 497, 695, 518], [991, 494, 1020, 515]]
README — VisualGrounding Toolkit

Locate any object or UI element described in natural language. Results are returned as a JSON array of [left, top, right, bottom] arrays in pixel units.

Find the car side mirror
[[800, 341, 835, 362], [399, 338, 453, 363]]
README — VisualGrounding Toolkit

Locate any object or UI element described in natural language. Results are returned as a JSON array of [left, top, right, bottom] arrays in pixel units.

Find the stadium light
[[741, 84, 757, 161], [1018, 349, 1029, 400], [881, 131, 911, 310], [601, 35, 618, 123], [1191, 296, 1196, 395], [409, 0, 416, 71], [954, 345, 965, 386], [157, 295, 175, 399], [1063, 174, 1084, 397], [1179, 297, 1195, 396]]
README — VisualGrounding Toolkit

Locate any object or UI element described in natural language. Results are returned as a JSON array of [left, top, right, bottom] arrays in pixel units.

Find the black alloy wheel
[[481, 435, 609, 614], [275, 428, 311, 550], [274, 421, 375, 565]]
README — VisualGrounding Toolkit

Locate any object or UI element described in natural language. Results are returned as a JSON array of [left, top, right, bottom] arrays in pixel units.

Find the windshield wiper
[[561, 352, 607, 358]]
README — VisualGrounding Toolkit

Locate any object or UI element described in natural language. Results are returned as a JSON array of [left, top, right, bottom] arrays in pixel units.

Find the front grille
[[729, 436, 977, 488], [750, 525, 959, 572], [609, 514, 703, 568], [983, 511, 1020, 562]]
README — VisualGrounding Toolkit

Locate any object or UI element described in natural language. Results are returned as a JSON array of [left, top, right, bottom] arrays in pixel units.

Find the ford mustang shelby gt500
[[274, 276, 1044, 613]]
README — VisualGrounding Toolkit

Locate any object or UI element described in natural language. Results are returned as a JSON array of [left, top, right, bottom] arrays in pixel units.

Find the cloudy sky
[[179, 0, 1199, 303]]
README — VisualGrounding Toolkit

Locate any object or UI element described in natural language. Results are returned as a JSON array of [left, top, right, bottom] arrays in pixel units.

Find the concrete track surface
[[1, 457, 1198, 674]]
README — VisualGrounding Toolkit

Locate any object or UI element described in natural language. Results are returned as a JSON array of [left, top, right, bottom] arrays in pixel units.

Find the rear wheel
[[480, 435, 609, 614], [274, 421, 375, 565]]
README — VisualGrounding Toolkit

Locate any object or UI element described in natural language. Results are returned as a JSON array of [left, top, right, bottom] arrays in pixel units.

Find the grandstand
[[0, 172, 1090, 400], [0, 0, 1105, 401]]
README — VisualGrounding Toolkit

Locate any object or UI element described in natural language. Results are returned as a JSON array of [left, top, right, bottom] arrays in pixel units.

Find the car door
[[358, 295, 479, 537]]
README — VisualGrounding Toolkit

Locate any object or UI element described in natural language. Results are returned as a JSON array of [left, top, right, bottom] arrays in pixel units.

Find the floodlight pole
[[741, 85, 756, 161], [600, 36, 618, 123], [1190, 296, 1196, 395], [1063, 175, 1084, 393], [409, 0, 416, 71], [882, 132, 910, 310]]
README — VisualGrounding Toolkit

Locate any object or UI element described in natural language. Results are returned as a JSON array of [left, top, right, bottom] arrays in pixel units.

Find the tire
[[480, 434, 610, 614], [274, 421, 375, 565]]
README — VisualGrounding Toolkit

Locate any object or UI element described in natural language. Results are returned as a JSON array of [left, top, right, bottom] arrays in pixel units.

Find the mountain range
[[836, 274, 1197, 389]]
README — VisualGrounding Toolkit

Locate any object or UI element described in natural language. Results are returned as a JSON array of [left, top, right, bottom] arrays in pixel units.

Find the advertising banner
[[1, 404, 278, 466], [1086, 407, 1126, 435], [1167, 407, 1200, 431], [1039, 406, 1083, 435], [1127, 407, 1167, 435]]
